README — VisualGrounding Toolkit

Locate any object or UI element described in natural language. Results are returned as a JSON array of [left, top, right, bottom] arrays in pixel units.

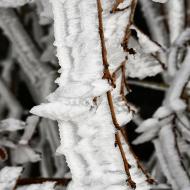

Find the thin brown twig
[[110, 0, 130, 13], [120, 128, 155, 184], [15, 178, 71, 187], [96, 0, 115, 88], [119, 0, 155, 184], [115, 132, 136, 189], [97, 0, 154, 187], [97, 0, 136, 188]]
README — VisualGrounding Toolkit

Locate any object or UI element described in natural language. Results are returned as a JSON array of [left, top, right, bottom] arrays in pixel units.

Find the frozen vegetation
[[0, 0, 189, 190]]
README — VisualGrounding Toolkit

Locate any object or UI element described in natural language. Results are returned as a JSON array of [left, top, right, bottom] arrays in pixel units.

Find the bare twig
[[97, 0, 136, 188], [16, 177, 71, 187]]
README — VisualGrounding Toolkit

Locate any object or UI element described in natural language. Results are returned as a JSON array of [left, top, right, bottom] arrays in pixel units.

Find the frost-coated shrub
[[0, 0, 190, 190]]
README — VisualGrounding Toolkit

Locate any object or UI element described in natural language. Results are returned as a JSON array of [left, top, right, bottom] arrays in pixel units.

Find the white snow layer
[[0, 166, 23, 190], [31, 0, 150, 190]]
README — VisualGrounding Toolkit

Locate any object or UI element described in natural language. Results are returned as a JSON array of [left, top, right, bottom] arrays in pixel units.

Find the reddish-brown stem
[[97, 0, 136, 188], [97, 0, 154, 187], [111, 0, 125, 13], [15, 178, 71, 187], [96, 0, 115, 88], [115, 132, 136, 189], [120, 1, 153, 182], [120, 128, 155, 184], [118, 0, 154, 184], [106, 91, 121, 130]]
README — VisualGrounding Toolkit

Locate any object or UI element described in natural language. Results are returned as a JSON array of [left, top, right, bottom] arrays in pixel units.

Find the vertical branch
[[115, 132, 136, 189], [97, 0, 136, 188], [120, 0, 155, 184]]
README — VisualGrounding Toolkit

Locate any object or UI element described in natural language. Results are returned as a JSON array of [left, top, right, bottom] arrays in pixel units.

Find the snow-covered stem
[[0, 78, 22, 117], [139, 0, 168, 47], [158, 125, 190, 190], [97, 1, 135, 186], [164, 47, 190, 108], [153, 139, 178, 189], [167, 28, 190, 78], [31, 0, 151, 189]]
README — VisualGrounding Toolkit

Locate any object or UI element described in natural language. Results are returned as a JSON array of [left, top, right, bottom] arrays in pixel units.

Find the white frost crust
[[102, 0, 130, 73], [57, 96, 148, 190], [0, 166, 23, 190], [130, 25, 161, 54], [126, 51, 163, 79], [125, 37, 163, 79], [165, 48, 190, 110], [31, 0, 150, 189], [159, 125, 190, 190]]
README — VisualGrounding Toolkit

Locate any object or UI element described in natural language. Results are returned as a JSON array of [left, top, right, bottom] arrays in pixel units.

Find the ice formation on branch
[[125, 25, 163, 79], [31, 0, 151, 189]]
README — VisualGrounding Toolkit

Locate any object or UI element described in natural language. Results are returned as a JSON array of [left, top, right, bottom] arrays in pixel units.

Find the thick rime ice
[[0, 166, 23, 190], [31, 0, 150, 190], [126, 37, 163, 79], [124, 26, 163, 79]]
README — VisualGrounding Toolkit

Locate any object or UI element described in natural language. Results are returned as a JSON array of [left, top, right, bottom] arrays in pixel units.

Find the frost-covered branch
[[31, 0, 152, 189]]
